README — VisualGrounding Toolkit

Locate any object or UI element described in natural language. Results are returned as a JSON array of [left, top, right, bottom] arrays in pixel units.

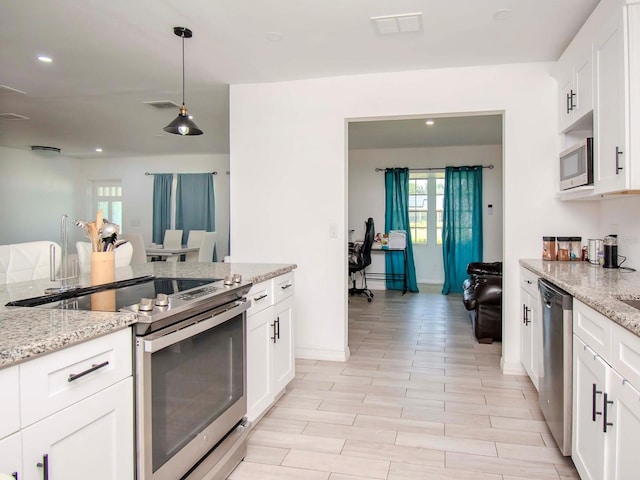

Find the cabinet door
[[246, 306, 275, 421], [273, 296, 295, 395], [573, 336, 607, 480], [606, 369, 640, 480], [558, 64, 575, 132], [574, 52, 593, 120], [22, 377, 134, 480], [520, 288, 540, 389], [0, 432, 22, 480], [0, 366, 19, 439], [594, 6, 628, 194]]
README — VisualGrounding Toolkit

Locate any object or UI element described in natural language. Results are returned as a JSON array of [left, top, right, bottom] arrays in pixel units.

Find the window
[[408, 172, 444, 245], [92, 180, 123, 231]]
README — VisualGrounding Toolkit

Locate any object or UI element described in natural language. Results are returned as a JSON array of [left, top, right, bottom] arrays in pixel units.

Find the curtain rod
[[145, 171, 218, 175], [145, 171, 232, 175], [375, 165, 494, 172]]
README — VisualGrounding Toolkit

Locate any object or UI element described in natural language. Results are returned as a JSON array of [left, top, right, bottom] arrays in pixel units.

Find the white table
[[145, 246, 199, 261]]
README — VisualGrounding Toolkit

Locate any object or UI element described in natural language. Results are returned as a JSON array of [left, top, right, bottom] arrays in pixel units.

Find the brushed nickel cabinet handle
[[68, 360, 110, 382]]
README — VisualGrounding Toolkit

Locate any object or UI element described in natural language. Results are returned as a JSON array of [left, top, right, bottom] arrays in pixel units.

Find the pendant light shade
[[164, 27, 203, 136]]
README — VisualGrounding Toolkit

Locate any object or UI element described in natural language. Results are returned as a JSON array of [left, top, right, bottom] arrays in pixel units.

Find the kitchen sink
[[618, 298, 640, 310]]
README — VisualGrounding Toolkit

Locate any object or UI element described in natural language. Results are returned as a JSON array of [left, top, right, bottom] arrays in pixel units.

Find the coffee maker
[[603, 235, 619, 269]]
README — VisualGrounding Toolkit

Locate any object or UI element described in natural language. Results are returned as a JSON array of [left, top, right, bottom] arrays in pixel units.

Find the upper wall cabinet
[[555, 0, 640, 199], [594, 4, 630, 194], [556, 38, 593, 133]]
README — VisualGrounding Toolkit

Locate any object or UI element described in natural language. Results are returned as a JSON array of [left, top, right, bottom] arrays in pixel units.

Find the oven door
[[135, 299, 250, 480]]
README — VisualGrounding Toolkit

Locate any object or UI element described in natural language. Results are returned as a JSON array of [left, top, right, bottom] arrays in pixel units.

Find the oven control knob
[[139, 298, 154, 311], [155, 293, 169, 307]]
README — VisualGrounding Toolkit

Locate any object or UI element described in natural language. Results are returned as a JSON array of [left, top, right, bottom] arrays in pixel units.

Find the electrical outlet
[[329, 222, 337, 238]]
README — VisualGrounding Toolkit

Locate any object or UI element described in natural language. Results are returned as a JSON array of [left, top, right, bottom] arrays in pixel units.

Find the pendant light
[[164, 26, 203, 136]]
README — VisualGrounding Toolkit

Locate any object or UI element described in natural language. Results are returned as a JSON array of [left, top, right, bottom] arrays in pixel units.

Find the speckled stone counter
[[0, 262, 296, 368], [520, 259, 640, 337]]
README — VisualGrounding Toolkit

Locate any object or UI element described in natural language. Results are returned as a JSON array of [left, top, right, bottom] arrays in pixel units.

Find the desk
[[145, 246, 199, 261], [369, 244, 408, 295]]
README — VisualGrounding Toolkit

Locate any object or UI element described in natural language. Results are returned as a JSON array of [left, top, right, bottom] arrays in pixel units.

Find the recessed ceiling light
[[266, 32, 284, 42], [425, 119, 435, 126], [493, 9, 513, 21], [38, 56, 52, 63], [95, 148, 103, 153]]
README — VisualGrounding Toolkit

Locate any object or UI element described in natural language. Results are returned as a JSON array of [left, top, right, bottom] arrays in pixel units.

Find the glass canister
[[557, 236, 571, 261], [570, 236, 582, 261], [542, 236, 556, 261], [588, 239, 602, 265]]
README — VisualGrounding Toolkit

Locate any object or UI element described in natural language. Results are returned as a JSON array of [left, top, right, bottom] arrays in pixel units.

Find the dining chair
[[198, 232, 216, 263], [119, 233, 147, 264], [163, 229, 183, 249], [185, 230, 205, 262], [0, 241, 61, 284]]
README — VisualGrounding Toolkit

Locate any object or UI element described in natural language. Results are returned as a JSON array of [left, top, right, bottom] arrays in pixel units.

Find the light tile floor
[[229, 288, 579, 479]]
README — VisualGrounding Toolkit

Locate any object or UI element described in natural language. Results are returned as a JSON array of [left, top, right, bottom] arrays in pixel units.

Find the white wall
[[599, 196, 640, 268], [0, 146, 80, 245], [348, 145, 503, 285], [0, 147, 231, 259], [75, 153, 231, 258], [230, 62, 601, 370]]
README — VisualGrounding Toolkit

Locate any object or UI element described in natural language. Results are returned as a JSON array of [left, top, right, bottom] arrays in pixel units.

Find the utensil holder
[[90, 251, 115, 311], [90, 251, 115, 285]]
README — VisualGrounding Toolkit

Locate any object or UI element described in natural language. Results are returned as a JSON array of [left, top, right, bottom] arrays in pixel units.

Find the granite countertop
[[0, 262, 296, 368], [520, 259, 640, 337]]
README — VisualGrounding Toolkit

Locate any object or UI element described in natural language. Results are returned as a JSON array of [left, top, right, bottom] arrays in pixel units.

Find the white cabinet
[[573, 335, 607, 480], [246, 272, 295, 422], [0, 328, 134, 480], [572, 300, 640, 480], [555, 0, 640, 198], [21, 378, 134, 480], [594, 3, 629, 194], [556, 39, 593, 133], [273, 295, 294, 394], [0, 433, 21, 479], [520, 267, 541, 389]]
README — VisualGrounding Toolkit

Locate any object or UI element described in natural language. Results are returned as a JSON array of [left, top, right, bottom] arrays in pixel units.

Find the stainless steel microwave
[[559, 137, 593, 191]]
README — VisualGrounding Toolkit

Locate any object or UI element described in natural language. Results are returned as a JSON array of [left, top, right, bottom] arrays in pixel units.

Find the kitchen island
[[520, 259, 640, 338], [0, 261, 296, 367]]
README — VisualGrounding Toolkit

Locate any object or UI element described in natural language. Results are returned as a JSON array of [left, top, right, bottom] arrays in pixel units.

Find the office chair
[[349, 217, 375, 302]]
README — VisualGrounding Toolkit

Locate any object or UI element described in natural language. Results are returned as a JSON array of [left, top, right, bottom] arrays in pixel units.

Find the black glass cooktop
[[5, 276, 219, 312]]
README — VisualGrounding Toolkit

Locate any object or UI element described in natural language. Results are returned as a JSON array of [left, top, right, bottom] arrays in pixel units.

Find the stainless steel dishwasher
[[538, 278, 573, 456]]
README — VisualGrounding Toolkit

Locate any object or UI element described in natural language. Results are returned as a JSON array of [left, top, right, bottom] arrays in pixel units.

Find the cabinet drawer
[[0, 431, 22, 477], [0, 365, 20, 439], [273, 272, 294, 304], [611, 322, 640, 389], [573, 300, 612, 360], [520, 267, 539, 297], [247, 280, 274, 315], [20, 328, 132, 427]]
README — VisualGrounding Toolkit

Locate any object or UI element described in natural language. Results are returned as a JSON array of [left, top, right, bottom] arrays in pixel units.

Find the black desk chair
[[349, 217, 375, 302]]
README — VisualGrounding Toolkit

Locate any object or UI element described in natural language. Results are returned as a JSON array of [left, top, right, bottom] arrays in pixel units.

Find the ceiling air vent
[[31, 145, 61, 155], [0, 113, 30, 120], [0, 85, 27, 96], [371, 13, 423, 35], [143, 100, 180, 109]]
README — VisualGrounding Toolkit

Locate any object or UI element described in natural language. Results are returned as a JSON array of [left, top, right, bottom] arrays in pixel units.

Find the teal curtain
[[152, 173, 173, 244], [175, 173, 215, 245], [384, 168, 419, 293], [441, 166, 483, 295]]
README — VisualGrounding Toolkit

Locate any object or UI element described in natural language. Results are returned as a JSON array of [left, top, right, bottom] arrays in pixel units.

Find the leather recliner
[[462, 261, 502, 343]]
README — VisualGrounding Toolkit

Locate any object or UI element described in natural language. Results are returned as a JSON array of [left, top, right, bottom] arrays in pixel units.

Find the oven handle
[[141, 299, 250, 352]]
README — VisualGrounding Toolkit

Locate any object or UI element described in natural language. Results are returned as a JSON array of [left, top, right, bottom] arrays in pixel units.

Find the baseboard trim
[[501, 357, 527, 376], [296, 347, 350, 362]]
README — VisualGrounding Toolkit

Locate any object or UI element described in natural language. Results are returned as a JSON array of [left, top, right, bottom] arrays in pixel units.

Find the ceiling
[[0, 0, 600, 158]]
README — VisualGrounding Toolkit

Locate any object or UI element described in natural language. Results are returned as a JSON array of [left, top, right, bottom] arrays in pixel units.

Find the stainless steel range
[[7, 275, 253, 480]]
